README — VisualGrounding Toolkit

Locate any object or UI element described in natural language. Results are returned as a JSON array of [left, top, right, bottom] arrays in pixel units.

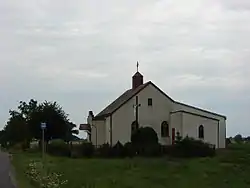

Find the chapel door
[[172, 128, 175, 145]]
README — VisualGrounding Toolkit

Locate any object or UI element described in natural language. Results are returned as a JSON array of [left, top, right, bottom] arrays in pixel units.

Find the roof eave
[[170, 110, 220, 121], [93, 113, 111, 121], [175, 101, 227, 120]]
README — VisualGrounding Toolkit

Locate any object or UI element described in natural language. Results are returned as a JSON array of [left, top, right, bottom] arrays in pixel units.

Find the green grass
[[11, 151, 40, 188], [12, 144, 250, 188]]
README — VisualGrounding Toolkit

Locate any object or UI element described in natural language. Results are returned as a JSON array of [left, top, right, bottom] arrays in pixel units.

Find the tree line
[[229, 134, 250, 143], [0, 99, 79, 148]]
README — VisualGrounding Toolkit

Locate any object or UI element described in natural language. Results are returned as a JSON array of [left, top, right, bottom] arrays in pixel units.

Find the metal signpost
[[41, 123, 46, 170]]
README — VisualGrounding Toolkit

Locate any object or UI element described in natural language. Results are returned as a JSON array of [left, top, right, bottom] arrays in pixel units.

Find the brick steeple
[[132, 61, 143, 89]]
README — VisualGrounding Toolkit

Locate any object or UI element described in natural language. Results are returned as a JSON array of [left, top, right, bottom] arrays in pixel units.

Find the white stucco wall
[[219, 119, 226, 148], [112, 84, 174, 145], [91, 120, 106, 146], [173, 103, 226, 148], [91, 83, 226, 149], [105, 116, 111, 144], [181, 112, 219, 148], [170, 112, 183, 135], [169, 112, 183, 145]]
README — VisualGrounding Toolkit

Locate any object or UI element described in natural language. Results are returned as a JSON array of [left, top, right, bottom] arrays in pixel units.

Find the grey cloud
[[219, 0, 250, 11], [0, 0, 249, 137]]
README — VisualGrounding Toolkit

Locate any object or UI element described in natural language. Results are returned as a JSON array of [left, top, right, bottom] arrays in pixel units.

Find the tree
[[64, 121, 79, 143], [0, 130, 8, 147], [245, 136, 250, 142], [2, 111, 30, 147], [13, 99, 39, 122], [28, 101, 71, 141], [6, 99, 39, 144], [0, 130, 4, 140], [0, 99, 77, 146], [234, 134, 243, 143]]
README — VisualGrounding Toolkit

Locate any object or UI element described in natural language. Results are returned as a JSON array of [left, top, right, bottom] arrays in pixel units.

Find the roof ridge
[[93, 80, 226, 120], [95, 89, 132, 116], [94, 82, 150, 120]]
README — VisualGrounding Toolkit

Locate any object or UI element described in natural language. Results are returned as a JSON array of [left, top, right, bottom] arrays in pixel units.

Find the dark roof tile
[[93, 82, 150, 120], [93, 81, 226, 120]]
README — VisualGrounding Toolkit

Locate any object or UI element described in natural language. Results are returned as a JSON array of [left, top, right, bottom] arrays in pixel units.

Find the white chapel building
[[85, 69, 226, 148]]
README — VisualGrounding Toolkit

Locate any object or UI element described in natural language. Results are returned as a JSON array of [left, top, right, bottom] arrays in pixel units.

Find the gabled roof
[[93, 82, 151, 120], [93, 81, 226, 120]]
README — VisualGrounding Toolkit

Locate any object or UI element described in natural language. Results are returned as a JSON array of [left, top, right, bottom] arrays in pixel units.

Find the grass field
[[12, 144, 250, 188]]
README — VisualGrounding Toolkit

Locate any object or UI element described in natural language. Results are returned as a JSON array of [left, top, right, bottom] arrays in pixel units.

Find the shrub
[[21, 140, 30, 151], [0, 141, 8, 149], [131, 127, 160, 156], [141, 143, 162, 157], [131, 127, 158, 146], [159, 145, 172, 155], [96, 143, 112, 158], [175, 132, 182, 142], [47, 139, 70, 157], [226, 138, 232, 147], [123, 142, 136, 157], [234, 134, 243, 143], [81, 142, 95, 158], [110, 141, 124, 157], [70, 142, 94, 158], [10, 143, 23, 151], [70, 144, 82, 158], [171, 137, 215, 158]]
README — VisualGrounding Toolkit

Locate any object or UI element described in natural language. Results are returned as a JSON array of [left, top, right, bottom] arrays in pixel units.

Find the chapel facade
[[84, 66, 226, 148]]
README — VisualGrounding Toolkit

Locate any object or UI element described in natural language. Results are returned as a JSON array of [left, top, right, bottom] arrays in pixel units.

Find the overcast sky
[[0, 0, 249, 138]]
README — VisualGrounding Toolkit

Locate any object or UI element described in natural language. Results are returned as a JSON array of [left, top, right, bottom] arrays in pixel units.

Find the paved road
[[0, 152, 16, 188]]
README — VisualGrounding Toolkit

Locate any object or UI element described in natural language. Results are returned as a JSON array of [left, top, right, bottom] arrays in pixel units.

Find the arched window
[[161, 121, 169, 137], [131, 121, 139, 134], [198, 125, 204, 139]]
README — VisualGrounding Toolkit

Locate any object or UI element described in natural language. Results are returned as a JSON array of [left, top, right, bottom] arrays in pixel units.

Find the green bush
[[81, 142, 95, 158], [47, 139, 70, 157], [131, 127, 158, 146], [131, 127, 160, 156], [70, 142, 94, 158], [123, 142, 136, 157], [226, 138, 232, 147], [110, 141, 125, 158], [141, 143, 162, 157], [0, 141, 8, 149], [21, 140, 30, 151], [96, 142, 137, 158], [96, 143, 112, 158], [70, 144, 82, 158], [160, 145, 173, 155], [9, 143, 23, 151], [171, 137, 215, 158]]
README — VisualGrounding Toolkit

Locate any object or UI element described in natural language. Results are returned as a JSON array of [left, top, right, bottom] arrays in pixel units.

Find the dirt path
[[0, 152, 16, 188]]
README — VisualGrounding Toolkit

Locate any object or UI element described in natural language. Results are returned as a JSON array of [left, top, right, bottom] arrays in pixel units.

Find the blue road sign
[[41, 122, 46, 129]]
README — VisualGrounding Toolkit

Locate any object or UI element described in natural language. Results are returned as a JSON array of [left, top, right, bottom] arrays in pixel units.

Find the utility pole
[[133, 96, 141, 127]]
